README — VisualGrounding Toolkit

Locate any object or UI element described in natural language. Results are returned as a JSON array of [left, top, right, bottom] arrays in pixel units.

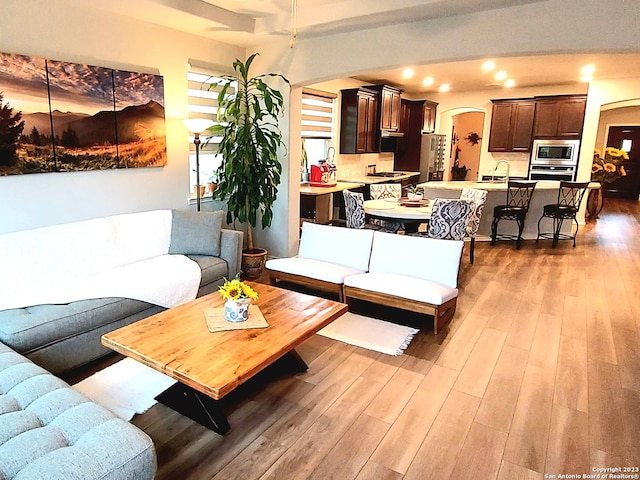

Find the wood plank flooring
[[126, 198, 640, 479]]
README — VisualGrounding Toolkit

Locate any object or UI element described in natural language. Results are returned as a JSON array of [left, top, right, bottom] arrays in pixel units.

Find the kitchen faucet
[[492, 160, 510, 183]]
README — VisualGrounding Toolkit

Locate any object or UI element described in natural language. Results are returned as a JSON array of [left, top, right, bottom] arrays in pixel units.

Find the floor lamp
[[182, 118, 214, 212]]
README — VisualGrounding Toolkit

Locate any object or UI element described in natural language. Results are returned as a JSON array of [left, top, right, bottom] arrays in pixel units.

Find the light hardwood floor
[[130, 198, 640, 479]]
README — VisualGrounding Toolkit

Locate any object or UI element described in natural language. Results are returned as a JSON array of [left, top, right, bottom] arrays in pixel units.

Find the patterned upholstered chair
[[369, 183, 402, 200], [343, 190, 393, 231], [460, 188, 488, 264], [426, 198, 474, 240], [368, 183, 403, 232], [536, 181, 589, 247]]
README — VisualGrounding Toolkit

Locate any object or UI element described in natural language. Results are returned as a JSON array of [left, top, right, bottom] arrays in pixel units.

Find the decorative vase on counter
[[224, 298, 251, 322]]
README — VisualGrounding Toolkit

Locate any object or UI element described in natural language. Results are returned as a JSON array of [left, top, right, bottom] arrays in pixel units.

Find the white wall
[[0, 0, 243, 234]]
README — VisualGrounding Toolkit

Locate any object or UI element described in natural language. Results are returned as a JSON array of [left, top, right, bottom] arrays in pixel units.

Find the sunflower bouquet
[[218, 274, 259, 302], [592, 147, 628, 184]]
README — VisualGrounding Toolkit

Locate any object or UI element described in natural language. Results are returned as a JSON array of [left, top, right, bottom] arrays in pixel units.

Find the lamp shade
[[182, 118, 215, 135]]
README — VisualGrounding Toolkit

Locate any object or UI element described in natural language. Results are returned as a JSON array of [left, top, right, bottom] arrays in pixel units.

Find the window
[[186, 66, 236, 195], [301, 88, 336, 165]]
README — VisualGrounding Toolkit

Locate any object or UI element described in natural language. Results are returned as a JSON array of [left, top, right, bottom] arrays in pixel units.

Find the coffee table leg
[[155, 382, 230, 435], [286, 349, 309, 372]]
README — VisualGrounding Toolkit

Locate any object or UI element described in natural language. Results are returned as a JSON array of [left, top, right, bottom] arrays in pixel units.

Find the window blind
[[301, 88, 336, 139], [186, 68, 236, 191]]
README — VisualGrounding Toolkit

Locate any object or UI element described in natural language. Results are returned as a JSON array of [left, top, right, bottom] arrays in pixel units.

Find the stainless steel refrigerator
[[419, 133, 446, 183]]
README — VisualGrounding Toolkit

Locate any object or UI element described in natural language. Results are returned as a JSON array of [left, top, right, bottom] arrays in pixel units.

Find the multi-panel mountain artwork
[[0, 52, 167, 175]]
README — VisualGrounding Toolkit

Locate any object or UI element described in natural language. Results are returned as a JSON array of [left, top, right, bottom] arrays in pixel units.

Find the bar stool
[[536, 181, 590, 247], [490, 181, 537, 249]]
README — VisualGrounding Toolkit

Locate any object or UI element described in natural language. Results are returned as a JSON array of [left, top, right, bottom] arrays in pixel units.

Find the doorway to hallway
[[605, 125, 640, 199]]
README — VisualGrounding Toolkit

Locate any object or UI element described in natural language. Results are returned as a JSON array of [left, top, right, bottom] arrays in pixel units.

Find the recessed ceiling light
[[482, 61, 495, 71], [422, 76, 434, 87], [401, 68, 415, 79], [495, 70, 507, 81], [439, 84, 450, 92], [580, 64, 595, 75], [580, 74, 593, 82], [504, 79, 515, 88]]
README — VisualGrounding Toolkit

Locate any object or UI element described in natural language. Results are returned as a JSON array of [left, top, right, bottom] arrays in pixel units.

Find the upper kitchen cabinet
[[488, 99, 535, 152], [533, 95, 587, 138], [368, 85, 402, 131], [422, 100, 438, 133], [340, 87, 379, 154]]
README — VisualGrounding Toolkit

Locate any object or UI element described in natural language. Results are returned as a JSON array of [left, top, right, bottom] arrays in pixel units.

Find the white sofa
[[266, 222, 464, 333]]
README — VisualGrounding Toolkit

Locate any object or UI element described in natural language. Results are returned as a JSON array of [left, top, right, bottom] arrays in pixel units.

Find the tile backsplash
[[335, 152, 395, 178]]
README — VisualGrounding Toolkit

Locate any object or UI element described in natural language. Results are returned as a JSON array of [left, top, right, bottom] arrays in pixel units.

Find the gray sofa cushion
[[187, 255, 229, 286], [0, 343, 156, 480], [0, 298, 156, 354], [169, 210, 224, 256]]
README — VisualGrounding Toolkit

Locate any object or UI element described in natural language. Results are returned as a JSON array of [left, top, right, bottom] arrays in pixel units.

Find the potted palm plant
[[210, 53, 290, 279]]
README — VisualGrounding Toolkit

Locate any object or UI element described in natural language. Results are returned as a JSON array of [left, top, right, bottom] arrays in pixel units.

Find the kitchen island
[[338, 171, 420, 185], [417, 180, 597, 241], [300, 181, 364, 225]]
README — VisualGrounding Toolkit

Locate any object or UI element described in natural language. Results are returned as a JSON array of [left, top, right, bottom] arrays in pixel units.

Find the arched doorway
[[439, 108, 485, 181]]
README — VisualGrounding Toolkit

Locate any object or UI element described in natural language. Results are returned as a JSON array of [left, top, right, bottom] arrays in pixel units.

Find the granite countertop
[[417, 180, 599, 191], [338, 171, 420, 184], [299, 181, 365, 195]]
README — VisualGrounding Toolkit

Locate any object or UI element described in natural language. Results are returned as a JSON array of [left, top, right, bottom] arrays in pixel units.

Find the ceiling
[[86, 0, 640, 94]]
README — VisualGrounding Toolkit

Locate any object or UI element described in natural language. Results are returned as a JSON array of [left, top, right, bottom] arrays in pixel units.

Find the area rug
[[318, 312, 419, 356], [73, 357, 176, 421]]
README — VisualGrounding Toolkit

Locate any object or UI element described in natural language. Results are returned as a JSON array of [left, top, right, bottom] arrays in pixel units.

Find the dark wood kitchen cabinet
[[395, 99, 423, 171], [340, 88, 379, 154], [533, 95, 587, 138], [488, 99, 535, 152], [422, 100, 438, 133], [368, 85, 402, 131]]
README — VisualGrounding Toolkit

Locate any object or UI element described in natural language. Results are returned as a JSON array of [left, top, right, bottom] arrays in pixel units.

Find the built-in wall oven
[[528, 139, 580, 181]]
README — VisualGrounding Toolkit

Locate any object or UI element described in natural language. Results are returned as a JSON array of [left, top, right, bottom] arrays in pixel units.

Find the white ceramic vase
[[224, 298, 251, 322]]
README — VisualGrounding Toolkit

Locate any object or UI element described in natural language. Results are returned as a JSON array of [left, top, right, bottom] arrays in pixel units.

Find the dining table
[[363, 198, 432, 233]]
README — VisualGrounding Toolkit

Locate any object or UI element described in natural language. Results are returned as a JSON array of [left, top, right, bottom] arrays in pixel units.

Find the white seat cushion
[[266, 257, 365, 284], [298, 222, 374, 272], [369, 232, 463, 288], [344, 272, 458, 305]]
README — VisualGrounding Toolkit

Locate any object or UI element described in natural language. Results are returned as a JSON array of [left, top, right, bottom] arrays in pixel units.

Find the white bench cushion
[[369, 232, 463, 288], [298, 222, 374, 272], [266, 257, 365, 284], [344, 272, 458, 305]]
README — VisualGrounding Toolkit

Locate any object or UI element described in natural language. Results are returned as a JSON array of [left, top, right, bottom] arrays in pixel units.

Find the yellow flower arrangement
[[218, 275, 258, 302], [592, 147, 628, 184]]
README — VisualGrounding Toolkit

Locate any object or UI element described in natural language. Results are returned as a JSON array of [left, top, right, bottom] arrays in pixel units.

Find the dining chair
[[460, 187, 488, 264], [368, 183, 403, 232], [490, 181, 537, 249], [369, 183, 402, 200], [409, 198, 472, 241], [536, 181, 590, 247], [427, 198, 473, 240], [343, 190, 395, 232]]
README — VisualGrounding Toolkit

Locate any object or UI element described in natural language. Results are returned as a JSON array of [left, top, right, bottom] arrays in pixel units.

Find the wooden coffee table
[[101, 282, 347, 434]]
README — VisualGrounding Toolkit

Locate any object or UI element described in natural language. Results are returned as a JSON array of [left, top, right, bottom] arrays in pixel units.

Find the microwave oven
[[531, 139, 580, 166]]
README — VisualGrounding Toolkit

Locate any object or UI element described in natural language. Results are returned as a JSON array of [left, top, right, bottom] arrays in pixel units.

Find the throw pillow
[[169, 210, 224, 256]]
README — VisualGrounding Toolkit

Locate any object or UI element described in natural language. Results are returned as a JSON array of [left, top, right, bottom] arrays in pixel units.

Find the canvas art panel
[[0, 51, 167, 175]]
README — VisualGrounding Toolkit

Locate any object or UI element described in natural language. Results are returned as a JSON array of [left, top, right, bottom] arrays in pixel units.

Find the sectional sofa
[[0, 209, 243, 479]]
